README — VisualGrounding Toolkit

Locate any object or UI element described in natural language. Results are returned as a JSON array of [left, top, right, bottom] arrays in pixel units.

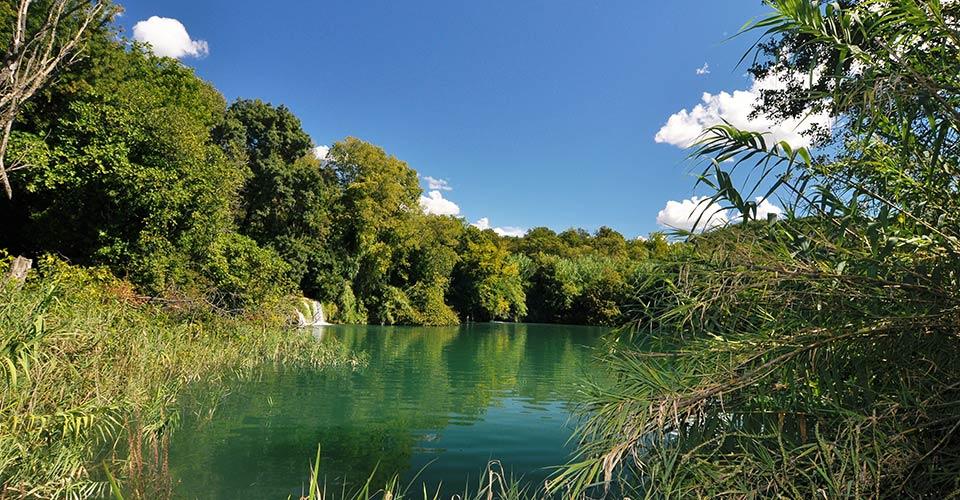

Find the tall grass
[[552, 0, 960, 497], [293, 448, 533, 500], [0, 256, 362, 498]]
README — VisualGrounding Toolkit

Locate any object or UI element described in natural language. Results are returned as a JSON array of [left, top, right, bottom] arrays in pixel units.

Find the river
[[168, 322, 608, 498]]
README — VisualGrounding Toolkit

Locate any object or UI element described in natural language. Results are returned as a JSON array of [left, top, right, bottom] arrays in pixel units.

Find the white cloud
[[655, 72, 833, 149], [472, 217, 526, 238], [133, 16, 209, 59], [656, 196, 784, 232], [314, 145, 329, 160], [473, 217, 491, 230], [696, 63, 711, 76], [657, 196, 729, 232], [420, 190, 461, 216], [754, 197, 782, 221], [496, 227, 527, 238], [422, 175, 453, 191]]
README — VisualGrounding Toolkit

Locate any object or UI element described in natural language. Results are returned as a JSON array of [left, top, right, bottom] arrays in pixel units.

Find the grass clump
[[0, 256, 362, 498], [294, 450, 535, 500]]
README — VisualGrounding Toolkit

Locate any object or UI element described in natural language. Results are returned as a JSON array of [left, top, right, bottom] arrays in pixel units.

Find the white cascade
[[295, 298, 331, 327]]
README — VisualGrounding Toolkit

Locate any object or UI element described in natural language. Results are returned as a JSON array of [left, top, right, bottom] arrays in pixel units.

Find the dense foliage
[[558, 0, 960, 497], [17, 0, 960, 497], [0, 17, 660, 327], [1, 33, 293, 312]]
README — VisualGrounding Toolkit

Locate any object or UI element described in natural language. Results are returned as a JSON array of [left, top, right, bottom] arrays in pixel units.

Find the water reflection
[[169, 323, 607, 499]]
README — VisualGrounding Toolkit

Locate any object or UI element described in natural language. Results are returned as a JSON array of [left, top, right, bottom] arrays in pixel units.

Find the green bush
[[407, 280, 460, 326], [201, 232, 294, 313]]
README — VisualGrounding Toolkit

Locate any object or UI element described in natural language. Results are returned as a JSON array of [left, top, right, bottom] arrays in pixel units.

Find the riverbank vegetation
[[556, 0, 960, 497], [0, 255, 361, 498], [0, 0, 656, 496]]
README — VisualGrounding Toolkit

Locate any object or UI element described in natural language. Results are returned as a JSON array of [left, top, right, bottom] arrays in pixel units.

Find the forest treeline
[[0, 18, 671, 327]]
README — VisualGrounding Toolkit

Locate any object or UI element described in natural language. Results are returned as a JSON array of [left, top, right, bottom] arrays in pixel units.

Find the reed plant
[[293, 448, 533, 500], [553, 1, 960, 497], [0, 255, 361, 498]]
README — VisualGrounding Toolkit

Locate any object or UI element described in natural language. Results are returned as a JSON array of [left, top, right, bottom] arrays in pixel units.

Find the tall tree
[[0, 35, 292, 310], [216, 99, 342, 299], [451, 233, 527, 322], [326, 137, 421, 322], [0, 0, 113, 198]]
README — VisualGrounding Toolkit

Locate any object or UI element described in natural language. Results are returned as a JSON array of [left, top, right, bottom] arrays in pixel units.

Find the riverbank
[[0, 257, 363, 498]]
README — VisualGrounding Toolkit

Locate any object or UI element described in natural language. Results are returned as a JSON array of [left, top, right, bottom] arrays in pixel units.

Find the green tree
[[0, 37, 291, 310], [326, 137, 422, 323], [558, 228, 591, 252], [518, 226, 567, 257], [589, 226, 627, 258], [451, 236, 527, 322], [0, 0, 115, 198], [215, 99, 341, 300]]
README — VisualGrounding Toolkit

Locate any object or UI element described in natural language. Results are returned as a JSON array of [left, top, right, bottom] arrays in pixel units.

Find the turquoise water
[[168, 323, 607, 498]]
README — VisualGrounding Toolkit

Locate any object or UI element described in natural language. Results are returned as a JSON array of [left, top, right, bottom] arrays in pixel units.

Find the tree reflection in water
[[168, 323, 608, 499]]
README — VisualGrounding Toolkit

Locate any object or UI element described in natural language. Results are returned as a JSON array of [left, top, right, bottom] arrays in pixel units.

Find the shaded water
[[168, 323, 607, 498]]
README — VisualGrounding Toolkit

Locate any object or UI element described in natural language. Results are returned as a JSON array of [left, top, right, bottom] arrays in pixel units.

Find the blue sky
[[116, 0, 786, 238]]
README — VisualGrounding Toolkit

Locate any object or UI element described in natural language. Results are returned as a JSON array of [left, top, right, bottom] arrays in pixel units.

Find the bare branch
[[0, 0, 110, 199]]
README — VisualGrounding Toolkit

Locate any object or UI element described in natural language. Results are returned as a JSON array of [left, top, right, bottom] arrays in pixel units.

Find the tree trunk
[[0, 115, 15, 199], [7, 256, 32, 282]]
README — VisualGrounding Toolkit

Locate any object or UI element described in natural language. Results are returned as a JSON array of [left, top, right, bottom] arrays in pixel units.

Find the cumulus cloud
[[656, 196, 730, 232], [472, 217, 526, 238], [655, 72, 833, 149], [696, 63, 710, 76], [422, 175, 453, 191], [133, 16, 209, 59], [496, 227, 527, 237], [420, 190, 461, 216], [314, 145, 329, 160], [656, 196, 784, 232]]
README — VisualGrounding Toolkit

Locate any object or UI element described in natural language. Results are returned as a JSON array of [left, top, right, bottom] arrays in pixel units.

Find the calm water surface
[[169, 323, 607, 498]]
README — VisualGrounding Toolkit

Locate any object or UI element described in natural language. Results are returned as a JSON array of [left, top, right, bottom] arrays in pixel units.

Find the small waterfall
[[295, 298, 331, 327]]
